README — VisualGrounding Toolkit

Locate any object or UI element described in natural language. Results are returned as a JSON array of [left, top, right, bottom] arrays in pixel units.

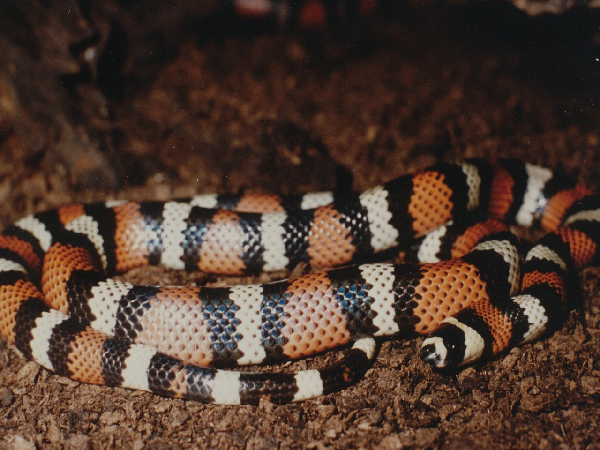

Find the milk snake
[[0, 159, 597, 405]]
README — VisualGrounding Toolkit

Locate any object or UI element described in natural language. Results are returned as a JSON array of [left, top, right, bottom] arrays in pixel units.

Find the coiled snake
[[0, 159, 596, 404]]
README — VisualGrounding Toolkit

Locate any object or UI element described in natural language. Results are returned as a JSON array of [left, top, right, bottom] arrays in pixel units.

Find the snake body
[[0, 159, 597, 404]]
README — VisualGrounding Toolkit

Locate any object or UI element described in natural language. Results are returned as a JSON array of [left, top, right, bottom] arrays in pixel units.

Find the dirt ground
[[1, 2, 600, 449]]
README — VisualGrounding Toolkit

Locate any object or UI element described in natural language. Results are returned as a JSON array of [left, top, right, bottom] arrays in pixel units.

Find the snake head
[[420, 317, 485, 369]]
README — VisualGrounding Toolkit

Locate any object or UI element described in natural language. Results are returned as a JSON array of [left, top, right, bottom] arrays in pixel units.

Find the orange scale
[[464, 274, 477, 285], [287, 314, 301, 327], [315, 286, 335, 303], [297, 287, 310, 296], [304, 330, 316, 340], [286, 317, 299, 332], [312, 289, 325, 299], [302, 343, 314, 355], [322, 308, 335, 319], [308, 298, 321, 308], [322, 286, 336, 296], [436, 312, 449, 325], [305, 285, 317, 295], [176, 342, 187, 352], [457, 265, 470, 274], [435, 276, 447, 286], [339, 332, 351, 346], [297, 326, 310, 337], [288, 308, 302, 319], [296, 300, 308, 311], [310, 288, 323, 298], [305, 321, 319, 332], [284, 327, 297, 340], [422, 277, 434, 287], [316, 313, 328, 326], [331, 315, 343, 325], [300, 292, 312, 303], [57, 204, 86, 226], [289, 313, 310, 327], [448, 284, 461, 294], [314, 303, 328, 314]]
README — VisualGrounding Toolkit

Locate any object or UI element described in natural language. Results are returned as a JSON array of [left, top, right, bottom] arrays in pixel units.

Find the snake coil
[[0, 159, 596, 404]]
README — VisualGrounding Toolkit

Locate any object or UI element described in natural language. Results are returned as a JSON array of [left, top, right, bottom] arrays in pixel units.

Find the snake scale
[[0, 159, 597, 404]]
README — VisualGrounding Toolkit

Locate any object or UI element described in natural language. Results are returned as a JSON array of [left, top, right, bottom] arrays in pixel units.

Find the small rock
[[0, 387, 14, 406]]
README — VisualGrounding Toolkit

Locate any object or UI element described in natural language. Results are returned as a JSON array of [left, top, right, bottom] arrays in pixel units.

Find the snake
[[0, 158, 597, 405]]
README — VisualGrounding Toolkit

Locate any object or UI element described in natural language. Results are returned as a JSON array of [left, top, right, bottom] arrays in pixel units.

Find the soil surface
[[1, 3, 600, 449]]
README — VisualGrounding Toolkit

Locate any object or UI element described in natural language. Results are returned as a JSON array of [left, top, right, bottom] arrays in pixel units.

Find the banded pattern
[[0, 159, 597, 404]]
